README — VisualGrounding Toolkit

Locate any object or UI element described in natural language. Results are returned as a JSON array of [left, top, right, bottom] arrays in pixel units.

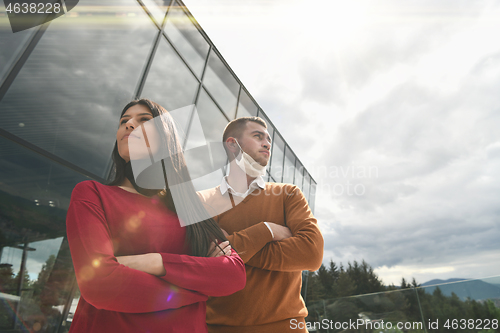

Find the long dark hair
[[108, 99, 227, 256]]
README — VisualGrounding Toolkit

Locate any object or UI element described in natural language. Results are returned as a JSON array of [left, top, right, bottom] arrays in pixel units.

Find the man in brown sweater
[[197, 117, 324, 332]]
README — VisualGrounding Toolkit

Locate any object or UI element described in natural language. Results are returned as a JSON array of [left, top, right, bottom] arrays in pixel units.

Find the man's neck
[[227, 161, 256, 192]]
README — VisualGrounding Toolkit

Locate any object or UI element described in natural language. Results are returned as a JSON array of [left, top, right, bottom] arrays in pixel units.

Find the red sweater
[[66, 180, 245, 333]]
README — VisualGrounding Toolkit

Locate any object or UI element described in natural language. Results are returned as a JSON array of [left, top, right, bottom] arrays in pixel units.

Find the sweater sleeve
[[196, 188, 274, 262], [225, 222, 274, 262], [66, 183, 207, 313], [245, 185, 324, 272], [158, 249, 246, 297]]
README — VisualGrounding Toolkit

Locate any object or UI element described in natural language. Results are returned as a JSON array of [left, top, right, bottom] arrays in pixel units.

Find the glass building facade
[[0, 0, 316, 331]]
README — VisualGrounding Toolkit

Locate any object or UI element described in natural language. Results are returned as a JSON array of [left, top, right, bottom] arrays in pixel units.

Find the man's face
[[236, 121, 272, 166]]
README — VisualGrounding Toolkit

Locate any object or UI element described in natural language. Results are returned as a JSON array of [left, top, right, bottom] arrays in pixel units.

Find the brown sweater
[[198, 183, 324, 333]]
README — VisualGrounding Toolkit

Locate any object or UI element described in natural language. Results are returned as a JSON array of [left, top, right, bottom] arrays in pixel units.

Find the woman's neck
[[118, 178, 142, 195], [118, 177, 162, 198]]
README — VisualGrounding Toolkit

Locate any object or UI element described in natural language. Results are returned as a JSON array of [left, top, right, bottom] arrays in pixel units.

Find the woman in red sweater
[[66, 99, 245, 332]]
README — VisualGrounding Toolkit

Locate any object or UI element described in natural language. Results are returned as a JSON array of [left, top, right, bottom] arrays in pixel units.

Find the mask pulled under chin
[[233, 141, 267, 178]]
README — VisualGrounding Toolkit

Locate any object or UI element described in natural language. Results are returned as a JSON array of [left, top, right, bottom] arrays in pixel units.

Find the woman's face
[[116, 104, 159, 163]]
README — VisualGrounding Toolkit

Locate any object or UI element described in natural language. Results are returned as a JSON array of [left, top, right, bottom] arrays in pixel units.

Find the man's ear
[[225, 137, 238, 150], [225, 137, 240, 161]]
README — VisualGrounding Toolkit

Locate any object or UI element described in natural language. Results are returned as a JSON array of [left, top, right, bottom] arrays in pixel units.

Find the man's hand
[[207, 241, 232, 257], [267, 222, 292, 241]]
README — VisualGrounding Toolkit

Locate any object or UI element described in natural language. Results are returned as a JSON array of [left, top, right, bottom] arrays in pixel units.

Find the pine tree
[[32, 254, 56, 298]]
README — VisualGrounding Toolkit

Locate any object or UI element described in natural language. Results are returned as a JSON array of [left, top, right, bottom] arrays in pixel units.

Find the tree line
[[302, 260, 500, 332]]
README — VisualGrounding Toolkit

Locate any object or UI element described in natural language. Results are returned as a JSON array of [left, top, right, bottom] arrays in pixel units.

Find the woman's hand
[[207, 241, 232, 257], [116, 253, 166, 277]]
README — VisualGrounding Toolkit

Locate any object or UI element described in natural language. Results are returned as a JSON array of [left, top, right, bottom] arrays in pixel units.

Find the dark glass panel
[[270, 132, 285, 182], [140, 35, 200, 142], [303, 172, 311, 202], [164, 2, 209, 78], [256, 110, 274, 139], [309, 182, 316, 213], [183, 88, 228, 191], [140, 0, 172, 27], [152, 0, 172, 6], [194, 88, 228, 144], [283, 145, 295, 184], [0, 0, 157, 179], [236, 88, 258, 118], [257, 111, 274, 176], [203, 50, 239, 118], [294, 161, 304, 190], [0, 4, 37, 85], [0, 136, 89, 332], [267, 172, 275, 183]]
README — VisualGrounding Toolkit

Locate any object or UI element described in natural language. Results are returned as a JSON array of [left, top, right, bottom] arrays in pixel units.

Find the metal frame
[[0, 0, 318, 329], [0, 0, 315, 189]]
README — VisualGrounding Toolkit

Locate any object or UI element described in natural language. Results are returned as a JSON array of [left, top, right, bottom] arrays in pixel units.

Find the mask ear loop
[[234, 139, 243, 151], [231, 139, 244, 162]]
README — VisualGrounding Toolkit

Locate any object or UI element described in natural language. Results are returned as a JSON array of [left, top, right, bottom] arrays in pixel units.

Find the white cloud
[[184, 0, 500, 285]]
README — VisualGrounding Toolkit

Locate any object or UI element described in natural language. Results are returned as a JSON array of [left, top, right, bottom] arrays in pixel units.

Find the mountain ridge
[[419, 278, 500, 301]]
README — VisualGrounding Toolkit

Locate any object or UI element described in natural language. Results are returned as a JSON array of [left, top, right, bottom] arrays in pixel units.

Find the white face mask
[[232, 140, 267, 177]]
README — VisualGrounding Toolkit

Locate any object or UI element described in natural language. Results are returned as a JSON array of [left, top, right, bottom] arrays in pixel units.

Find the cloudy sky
[[183, 0, 500, 285]]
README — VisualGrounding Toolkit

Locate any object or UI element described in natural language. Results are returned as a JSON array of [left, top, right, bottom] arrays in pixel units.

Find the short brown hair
[[222, 116, 267, 144]]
